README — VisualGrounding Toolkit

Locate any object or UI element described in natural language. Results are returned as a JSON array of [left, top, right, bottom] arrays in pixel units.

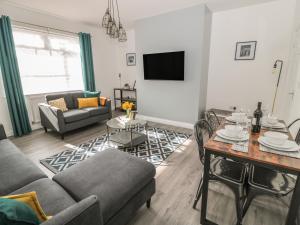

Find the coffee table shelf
[[106, 116, 148, 149]]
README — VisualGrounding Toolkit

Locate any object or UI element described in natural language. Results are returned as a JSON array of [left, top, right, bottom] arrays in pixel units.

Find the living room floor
[[10, 112, 289, 225]]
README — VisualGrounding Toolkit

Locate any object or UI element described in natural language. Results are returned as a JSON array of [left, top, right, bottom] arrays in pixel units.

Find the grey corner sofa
[[39, 91, 112, 139], [0, 124, 156, 225]]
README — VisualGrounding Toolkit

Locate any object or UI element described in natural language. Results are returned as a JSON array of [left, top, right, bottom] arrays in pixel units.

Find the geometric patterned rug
[[40, 126, 192, 174]]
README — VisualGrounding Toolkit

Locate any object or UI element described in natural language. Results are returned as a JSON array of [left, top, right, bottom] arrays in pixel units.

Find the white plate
[[216, 129, 249, 142], [258, 137, 299, 152], [225, 116, 250, 123], [261, 122, 285, 129]]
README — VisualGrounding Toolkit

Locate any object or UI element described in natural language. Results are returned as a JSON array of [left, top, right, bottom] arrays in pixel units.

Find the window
[[13, 26, 84, 95]]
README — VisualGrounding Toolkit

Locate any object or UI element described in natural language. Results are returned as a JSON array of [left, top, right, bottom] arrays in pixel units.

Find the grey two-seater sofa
[[0, 124, 156, 225], [39, 91, 112, 139]]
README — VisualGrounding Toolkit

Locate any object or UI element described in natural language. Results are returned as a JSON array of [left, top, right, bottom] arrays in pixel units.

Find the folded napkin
[[259, 144, 300, 159], [213, 135, 249, 153]]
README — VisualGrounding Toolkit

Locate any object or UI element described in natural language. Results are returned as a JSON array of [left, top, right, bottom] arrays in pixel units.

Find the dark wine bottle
[[251, 102, 263, 133]]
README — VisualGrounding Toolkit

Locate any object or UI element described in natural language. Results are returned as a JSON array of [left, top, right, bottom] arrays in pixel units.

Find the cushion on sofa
[[46, 94, 73, 109], [53, 149, 156, 223], [77, 98, 99, 109], [2, 192, 49, 222], [82, 107, 109, 116], [48, 98, 68, 112], [63, 110, 90, 123], [0, 198, 41, 225], [83, 91, 100, 98], [11, 178, 76, 216], [0, 139, 47, 195]]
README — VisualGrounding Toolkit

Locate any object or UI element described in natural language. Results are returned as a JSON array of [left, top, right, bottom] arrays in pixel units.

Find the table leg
[[145, 124, 149, 141], [201, 150, 211, 225], [285, 174, 300, 225], [106, 125, 110, 142], [130, 128, 133, 149]]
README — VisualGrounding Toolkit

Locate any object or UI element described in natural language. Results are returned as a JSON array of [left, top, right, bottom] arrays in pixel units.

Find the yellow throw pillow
[[77, 97, 99, 109], [99, 97, 108, 106], [48, 98, 68, 112], [1, 192, 50, 222]]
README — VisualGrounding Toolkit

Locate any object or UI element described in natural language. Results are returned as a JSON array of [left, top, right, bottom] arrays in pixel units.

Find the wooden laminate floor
[[11, 114, 289, 225]]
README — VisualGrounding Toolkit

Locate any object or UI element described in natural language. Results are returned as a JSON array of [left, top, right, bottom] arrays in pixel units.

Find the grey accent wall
[[135, 5, 212, 124]]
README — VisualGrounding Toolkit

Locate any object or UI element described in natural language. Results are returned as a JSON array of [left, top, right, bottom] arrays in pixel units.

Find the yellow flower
[[122, 101, 134, 110]]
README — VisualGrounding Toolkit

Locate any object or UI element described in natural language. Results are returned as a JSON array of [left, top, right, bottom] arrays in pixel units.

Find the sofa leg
[[146, 199, 151, 208], [61, 134, 64, 140], [44, 127, 47, 133]]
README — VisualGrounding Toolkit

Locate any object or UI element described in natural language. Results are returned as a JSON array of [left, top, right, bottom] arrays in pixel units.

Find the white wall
[[296, 0, 300, 31], [0, 2, 120, 136], [115, 29, 137, 88], [135, 5, 212, 126], [206, 0, 296, 117]]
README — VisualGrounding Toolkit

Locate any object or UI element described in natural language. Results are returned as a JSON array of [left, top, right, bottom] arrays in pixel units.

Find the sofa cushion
[[63, 110, 90, 123], [0, 198, 41, 225], [83, 91, 100, 98], [77, 98, 99, 109], [2, 192, 49, 222], [82, 106, 109, 116], [0, 139, 47, 195], [46, 94, 73, 109], [48, 98, 68, 112], [11, 178, 76, 216], [53, 149, 156, 223]]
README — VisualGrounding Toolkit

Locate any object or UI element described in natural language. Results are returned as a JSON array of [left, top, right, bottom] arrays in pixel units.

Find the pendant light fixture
[[101, 0, 126, 42], [102, 0, 110, 28]]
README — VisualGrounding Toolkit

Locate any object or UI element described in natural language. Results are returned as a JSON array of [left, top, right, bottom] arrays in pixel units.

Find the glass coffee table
[[106, 116, 148, 149]]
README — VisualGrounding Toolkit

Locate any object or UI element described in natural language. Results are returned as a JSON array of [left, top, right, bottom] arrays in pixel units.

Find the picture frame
[[235, 41, 257, 60], [126, 53, 136, 66]]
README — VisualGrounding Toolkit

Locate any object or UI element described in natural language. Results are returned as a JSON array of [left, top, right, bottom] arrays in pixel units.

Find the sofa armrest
[[39, 103, 65, 132], [105, 99, 111, 111], [41, 195, 103, 225], [0, 124, 7, 140]]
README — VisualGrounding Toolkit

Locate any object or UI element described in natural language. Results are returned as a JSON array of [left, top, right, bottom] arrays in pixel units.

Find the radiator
[[26, 94, 46, 124]]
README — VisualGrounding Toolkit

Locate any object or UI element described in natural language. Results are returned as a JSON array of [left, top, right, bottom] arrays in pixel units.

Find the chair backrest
[[288, 119, 300, 145], [295, 130, 300, 145], [205, 110, 220, 132], [194, 119, 213, 164]]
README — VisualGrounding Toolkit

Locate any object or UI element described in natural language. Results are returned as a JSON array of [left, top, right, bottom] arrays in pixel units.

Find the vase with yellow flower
[[122, 101, 135, 118]]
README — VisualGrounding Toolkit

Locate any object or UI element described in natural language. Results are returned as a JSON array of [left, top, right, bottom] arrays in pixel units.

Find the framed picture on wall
[[235, 41, 257, 60], [126, 53, 136, 66]]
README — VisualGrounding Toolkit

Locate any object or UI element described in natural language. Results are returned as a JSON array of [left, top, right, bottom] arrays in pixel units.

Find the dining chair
[[242, 165, 295, 219], [193, 119, 247, 225], [204, 110, 221, 131], [288, 118, 300, 144]]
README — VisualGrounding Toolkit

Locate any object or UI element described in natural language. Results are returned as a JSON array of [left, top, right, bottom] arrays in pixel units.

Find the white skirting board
[[136, 114, 194, 130]]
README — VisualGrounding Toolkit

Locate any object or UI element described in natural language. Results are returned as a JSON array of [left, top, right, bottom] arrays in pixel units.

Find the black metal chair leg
[[44, 127, 47, 133], [234, 193, 243, 225], [242, 189, 256, 217], [146, 198, 151, 208], [193, 177, 203, 209]]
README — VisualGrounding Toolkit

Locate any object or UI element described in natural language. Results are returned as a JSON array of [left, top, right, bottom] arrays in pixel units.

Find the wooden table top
[[204, 123, 300, 173]]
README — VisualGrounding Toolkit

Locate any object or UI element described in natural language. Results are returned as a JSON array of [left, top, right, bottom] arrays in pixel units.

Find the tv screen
[[143, 51, 184, 80]]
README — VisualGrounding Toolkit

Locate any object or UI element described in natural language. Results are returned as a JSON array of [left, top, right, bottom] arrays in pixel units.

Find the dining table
[[201, 121, 300, 225]]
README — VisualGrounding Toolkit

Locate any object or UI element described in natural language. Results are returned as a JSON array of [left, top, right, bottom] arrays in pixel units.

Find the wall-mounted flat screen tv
[[143, 51, 184, 80]]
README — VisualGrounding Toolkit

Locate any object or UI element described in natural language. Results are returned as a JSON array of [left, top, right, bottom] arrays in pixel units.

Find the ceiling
[[2, 0, 276, 27]]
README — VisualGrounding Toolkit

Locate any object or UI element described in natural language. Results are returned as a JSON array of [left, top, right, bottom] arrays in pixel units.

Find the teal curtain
[[0, 16, 31, 136], [79, 32, 96, 92]]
